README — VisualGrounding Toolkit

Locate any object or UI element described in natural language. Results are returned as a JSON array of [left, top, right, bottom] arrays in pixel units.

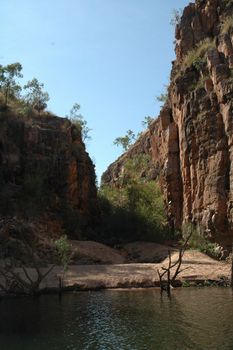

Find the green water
[[0, 288, 233, 350]]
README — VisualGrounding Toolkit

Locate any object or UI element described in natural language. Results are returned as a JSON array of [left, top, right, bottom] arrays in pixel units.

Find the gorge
[[2, 1, 233, 349], [0, 0, 233, 289]]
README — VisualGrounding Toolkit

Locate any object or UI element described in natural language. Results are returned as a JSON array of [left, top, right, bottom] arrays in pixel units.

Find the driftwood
[[157, 233, 191, 296]]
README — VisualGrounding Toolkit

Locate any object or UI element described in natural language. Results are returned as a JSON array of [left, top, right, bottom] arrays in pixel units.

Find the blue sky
[[1, 0, 190, 182]]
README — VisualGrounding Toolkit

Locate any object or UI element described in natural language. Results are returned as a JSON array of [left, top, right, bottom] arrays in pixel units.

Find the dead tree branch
[[0, 220, 55, 295], [157, 232, 192, 295]]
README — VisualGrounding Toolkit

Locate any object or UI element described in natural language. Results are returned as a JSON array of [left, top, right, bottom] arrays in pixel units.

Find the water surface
[[0, 288, 233, 350]]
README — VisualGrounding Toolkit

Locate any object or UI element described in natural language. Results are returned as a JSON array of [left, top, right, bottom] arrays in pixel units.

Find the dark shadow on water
[[0, 288, 233, 350]]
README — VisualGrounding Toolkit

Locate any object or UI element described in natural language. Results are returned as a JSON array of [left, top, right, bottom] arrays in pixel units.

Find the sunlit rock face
[[102, 0, 233, 251], [0, 112, 99, 238]]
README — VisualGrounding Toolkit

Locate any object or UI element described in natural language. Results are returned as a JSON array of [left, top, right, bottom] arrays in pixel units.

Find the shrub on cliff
[[141, 116, 154, 129], [68, 103, 91, 142], [156, 92, 168, 106], [182, 38, 215, 71], [170, 8, 182, 27], [221, 15, 233, 34]]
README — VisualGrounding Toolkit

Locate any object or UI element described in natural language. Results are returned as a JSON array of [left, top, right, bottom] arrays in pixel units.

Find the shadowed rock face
[[102, 0, 233, 251], [0, 112, 99, 238]]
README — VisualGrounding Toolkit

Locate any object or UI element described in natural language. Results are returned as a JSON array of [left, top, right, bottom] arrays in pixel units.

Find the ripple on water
[[0, 288, 233, 350]]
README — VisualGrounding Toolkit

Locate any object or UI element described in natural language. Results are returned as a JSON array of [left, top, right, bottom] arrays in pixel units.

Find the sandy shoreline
[[1, 250, 230, 295]]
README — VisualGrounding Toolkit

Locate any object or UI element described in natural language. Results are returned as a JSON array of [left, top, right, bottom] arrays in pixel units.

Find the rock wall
[[102, 0, 233, 250], [0, 111, 99, 238]]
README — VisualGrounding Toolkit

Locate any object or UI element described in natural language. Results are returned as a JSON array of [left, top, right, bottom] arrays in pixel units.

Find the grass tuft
[[220, 15, 233, 34], [182, 38, 215, 70]]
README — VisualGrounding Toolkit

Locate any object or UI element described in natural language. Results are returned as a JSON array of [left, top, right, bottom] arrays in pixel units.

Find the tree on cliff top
[[113, 129, 136, 152], [68, 103, 91, 141], [0, 62, 23, 106], [24, 78, 50, 115]]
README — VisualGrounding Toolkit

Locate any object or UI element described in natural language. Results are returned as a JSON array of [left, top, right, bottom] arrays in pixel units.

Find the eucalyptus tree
[[24, 78, 49, 114], [0, 62, 23, 105], [68, 103, 91, 141], [113, 129, 136, 152]]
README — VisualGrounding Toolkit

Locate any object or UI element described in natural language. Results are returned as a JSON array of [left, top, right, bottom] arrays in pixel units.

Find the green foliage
[[182, 280, 191, 288], [0, 62, 23, 105], [113, 129, 136, 152], [193, 57, 206, 71], [170, 8, 182, 27], [221, 15, 233, 34], [68, 103, 91, 141], [24, 78, 49, 114], [156, 93, 168, 105], [127, 182, 167, 229], [55, 235, 71, 272], [17, 104, 34, 118], [141, 116, 154, 129], [99, 179, 171, 244], [122, 154, 151, 185], [182, 38, 215, 70], [182, 223, 219, 258]]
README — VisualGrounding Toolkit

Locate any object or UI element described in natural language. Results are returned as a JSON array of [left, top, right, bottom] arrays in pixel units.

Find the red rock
[[102, 0, 233, 252], [0, 112, 99, 238]]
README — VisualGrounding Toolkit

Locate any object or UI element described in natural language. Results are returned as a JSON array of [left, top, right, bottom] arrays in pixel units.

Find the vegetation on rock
[[220, 15, 233, 34], [0, 62, 23, 106], [68, 103, 91, 141], [156, 92, 168, 105], [113, 129, 136, 152], [182, 38, 215, 71], [141, 116, 154, 128], [170, 8, 182, 28], [182, 223, 220, 258], [0, 62, 98, 242], [24, 78, 50, 115], [55, 235, 71, 271], [99, 155, 172, 244]]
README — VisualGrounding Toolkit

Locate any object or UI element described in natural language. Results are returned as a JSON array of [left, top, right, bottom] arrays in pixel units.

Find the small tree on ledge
[[113, 129, 136, 152], [68, 103, 91, 142], [24, 78, 49, 115]]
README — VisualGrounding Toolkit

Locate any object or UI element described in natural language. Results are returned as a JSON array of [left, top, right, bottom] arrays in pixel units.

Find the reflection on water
[[0, 288, 233, 350]]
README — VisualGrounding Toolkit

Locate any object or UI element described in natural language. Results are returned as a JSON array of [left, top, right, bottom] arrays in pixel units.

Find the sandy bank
[[2, 250, 229, 294]]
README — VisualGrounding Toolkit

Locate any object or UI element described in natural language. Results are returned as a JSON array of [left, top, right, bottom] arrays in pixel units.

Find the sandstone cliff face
[[102, 0, 233, 251], [0, 111, 98, 238]]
